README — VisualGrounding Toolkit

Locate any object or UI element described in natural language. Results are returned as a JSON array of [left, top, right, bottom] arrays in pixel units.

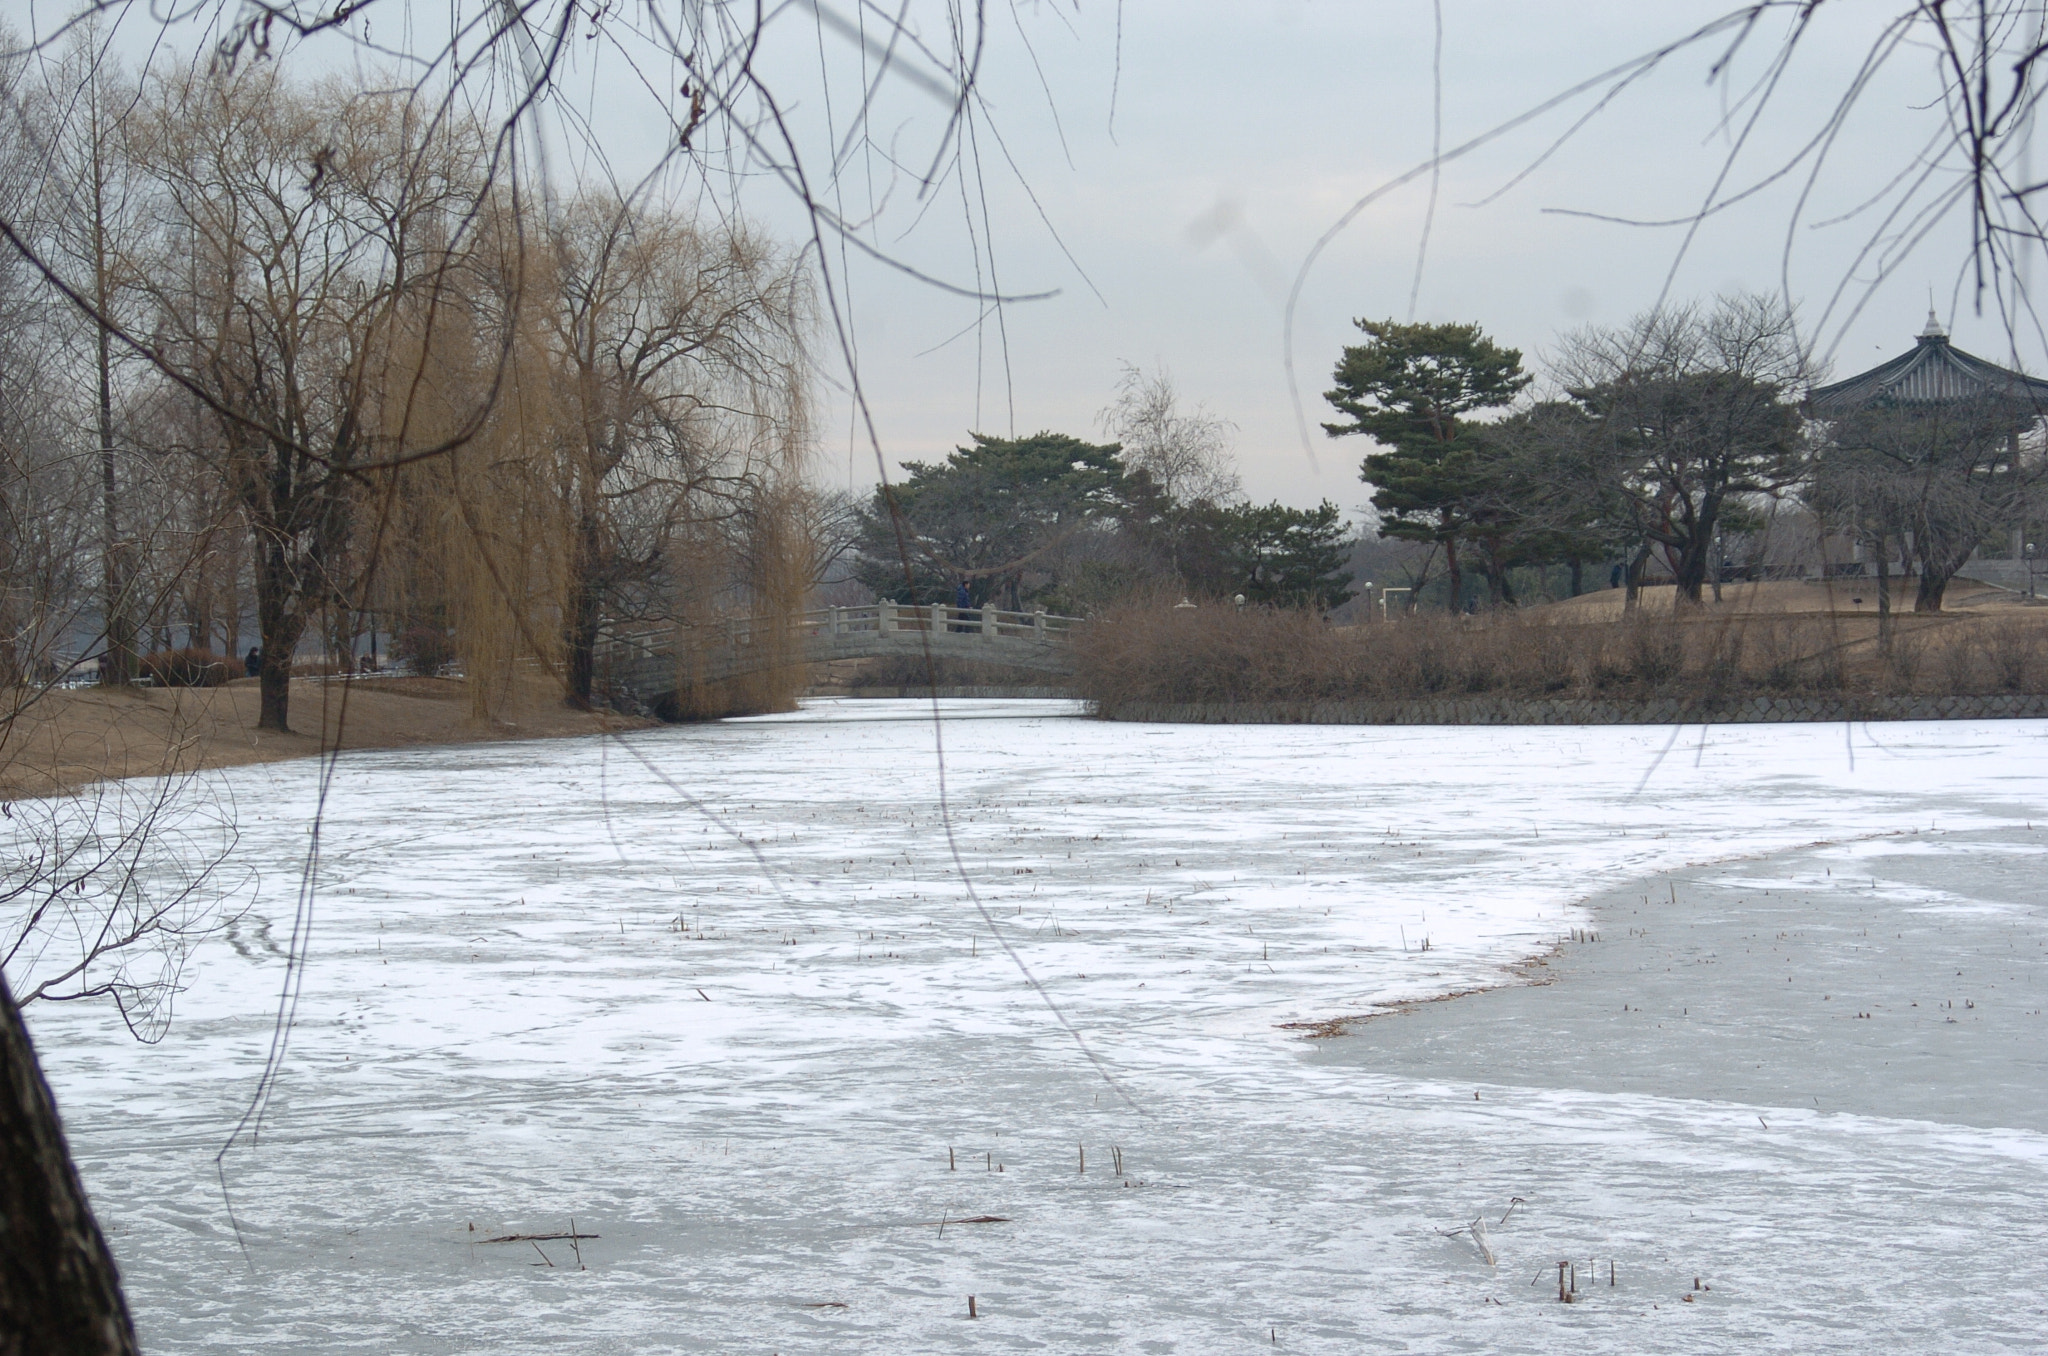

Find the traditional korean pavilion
[[1808, 312, 2048, 414], [1804, 312, 2044, 594]]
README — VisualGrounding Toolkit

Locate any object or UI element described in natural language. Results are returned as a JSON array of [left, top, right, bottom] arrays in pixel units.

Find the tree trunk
[[257, 642, 297, 734], [1568, 558, 1583, 598], [0, 972, 139, 1355], [1672, 533, 1711, 606], [1623, 543, 1652, 614], [1912, 534, 1977, 613], [93, 157, 133, 688], [1914, 569, 1951, 612], [253, 539, 302, 733], [1443, 536, 1463, 613], [563, 460, 609, 709], [565, 505, 605, 710], [1874, 531, 1893, 654], [565, 576, 600, 711], [97, 352, 134, 685], [1477, 545, 1509, 608]]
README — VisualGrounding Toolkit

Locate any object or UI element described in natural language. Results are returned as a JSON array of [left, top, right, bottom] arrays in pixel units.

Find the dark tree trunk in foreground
[[0, 973, 138, 1354]]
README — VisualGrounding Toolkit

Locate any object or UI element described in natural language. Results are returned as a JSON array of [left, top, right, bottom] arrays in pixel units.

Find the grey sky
[[67, 1, 2029, 514], [758, 1, 2006, 513]]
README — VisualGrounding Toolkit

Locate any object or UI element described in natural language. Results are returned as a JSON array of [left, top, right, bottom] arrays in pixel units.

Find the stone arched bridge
[[599, 602, 1082, 711]]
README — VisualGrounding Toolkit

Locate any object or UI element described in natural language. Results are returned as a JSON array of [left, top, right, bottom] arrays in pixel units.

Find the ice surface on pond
[[25, 701, 2048, 1352]]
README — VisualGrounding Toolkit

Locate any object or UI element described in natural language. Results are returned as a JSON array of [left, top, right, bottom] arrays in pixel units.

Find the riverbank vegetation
[[1074, 594, 2048, 715]]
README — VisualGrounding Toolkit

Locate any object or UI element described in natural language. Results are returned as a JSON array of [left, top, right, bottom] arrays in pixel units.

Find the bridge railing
[[806, 602, 1077, 642], [598, 603, 1081, 663]]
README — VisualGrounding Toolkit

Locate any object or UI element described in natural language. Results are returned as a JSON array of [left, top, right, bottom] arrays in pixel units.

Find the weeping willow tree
[[370, 207, 565, 724], [539, 195, 813, 716], [371, 190, 815, 723], [674, 473, 817, 720]]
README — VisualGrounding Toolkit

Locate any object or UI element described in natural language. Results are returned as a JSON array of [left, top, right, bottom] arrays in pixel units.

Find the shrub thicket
[[395, 626, 457, 677], [138, 647, 231, 688], [1072, 603, 2048, 713]]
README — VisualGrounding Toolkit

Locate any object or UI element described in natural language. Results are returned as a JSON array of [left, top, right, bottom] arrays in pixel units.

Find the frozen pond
[[26, 700, 2048, 1352]]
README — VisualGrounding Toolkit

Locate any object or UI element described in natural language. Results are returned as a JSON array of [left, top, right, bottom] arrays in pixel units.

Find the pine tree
[[1323, 319, 1529, 610]]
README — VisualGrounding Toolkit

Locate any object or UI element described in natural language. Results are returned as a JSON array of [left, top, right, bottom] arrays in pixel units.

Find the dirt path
[[0, 675, 653, 800]]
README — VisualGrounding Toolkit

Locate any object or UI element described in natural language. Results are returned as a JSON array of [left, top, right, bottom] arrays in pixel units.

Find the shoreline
[[0, 675, 653, 800], [1096, 691, 2048, 725], [1284, 823, 1933, 1043]]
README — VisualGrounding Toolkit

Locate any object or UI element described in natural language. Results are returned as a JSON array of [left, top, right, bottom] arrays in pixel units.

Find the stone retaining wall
[[1095, 692, 2048, 725]]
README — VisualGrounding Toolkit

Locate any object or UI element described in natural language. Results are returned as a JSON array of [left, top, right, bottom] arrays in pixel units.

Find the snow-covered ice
[[23, 700, 2048, 1352]]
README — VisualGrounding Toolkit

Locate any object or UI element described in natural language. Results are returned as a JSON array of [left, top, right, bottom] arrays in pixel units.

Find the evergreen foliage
[[1322, 319, 1530, 609], [1184, 500, 1355, 610], [853, 432, 1131, 609]]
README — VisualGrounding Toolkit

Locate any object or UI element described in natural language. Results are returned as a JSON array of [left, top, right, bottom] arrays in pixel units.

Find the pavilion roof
[[1806, 312, 2048, 415]]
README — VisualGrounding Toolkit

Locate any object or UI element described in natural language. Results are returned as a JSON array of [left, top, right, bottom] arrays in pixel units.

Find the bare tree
[[1813, 395, 2042, 612], [1098, 364, 1241, 581], [538, 195, 812, 707], [1099, 363, 1240, 508], [130, 63, 491, 731], [795, 487, 865, 594], [25, 29, 147, 686], [1551, 295, 1810, 606]]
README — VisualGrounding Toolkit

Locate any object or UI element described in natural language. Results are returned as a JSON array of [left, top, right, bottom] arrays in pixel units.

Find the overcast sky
[[742, 0, 2018, 514], [70, 1, 2037, 516]]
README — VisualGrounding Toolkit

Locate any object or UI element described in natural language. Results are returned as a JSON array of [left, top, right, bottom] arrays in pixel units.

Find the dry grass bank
[[0, 674, 651, 800], [1075, 595, 2048, 715], [1535, 577, 2019, 621]]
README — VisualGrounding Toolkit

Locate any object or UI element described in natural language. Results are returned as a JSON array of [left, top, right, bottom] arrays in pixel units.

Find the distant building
[[1808, 311, 2048, 414], [1805, 313, 2044, 587]]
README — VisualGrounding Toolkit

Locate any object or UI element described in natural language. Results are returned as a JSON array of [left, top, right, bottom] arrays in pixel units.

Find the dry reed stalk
[[1073, 599, 2048, 711]]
